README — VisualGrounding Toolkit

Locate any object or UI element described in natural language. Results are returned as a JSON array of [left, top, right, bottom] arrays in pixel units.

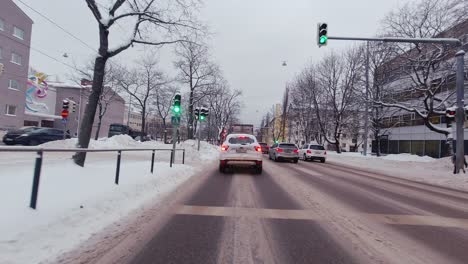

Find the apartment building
[[0, 0, 33, 130]]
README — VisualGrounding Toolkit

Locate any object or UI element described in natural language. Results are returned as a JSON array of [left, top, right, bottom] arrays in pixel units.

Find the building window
[[8, 80, 20, 90], [0, 18, 4, 31], [13, 26, 25, 40], [11, 53, 22, 65], [5, 105, 17, 116]]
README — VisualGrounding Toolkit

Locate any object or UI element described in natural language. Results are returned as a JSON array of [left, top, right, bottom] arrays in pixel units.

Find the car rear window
[[279, 143, 297, 148], [259, 143, 267, 146], [310, 145, 325, 150], [228, 136, 255, 144]]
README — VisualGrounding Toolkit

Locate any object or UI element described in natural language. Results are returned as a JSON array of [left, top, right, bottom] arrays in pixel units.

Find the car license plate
[[285, 149, 292, 153], [236, 148, 247, 153], [315, 151, 321, 154]]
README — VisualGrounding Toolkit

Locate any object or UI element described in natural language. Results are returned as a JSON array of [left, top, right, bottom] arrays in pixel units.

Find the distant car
[[299, 144, 326, 163], [219, 134, 263, 174], [2, 126, 41, 145], [269, 143, 299, 163], [258, 142, 269, 154], [14, 128, 71, 146]]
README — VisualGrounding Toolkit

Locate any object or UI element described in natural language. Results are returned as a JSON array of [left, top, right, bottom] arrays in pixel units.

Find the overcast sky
[[14, 0, 410, 127]]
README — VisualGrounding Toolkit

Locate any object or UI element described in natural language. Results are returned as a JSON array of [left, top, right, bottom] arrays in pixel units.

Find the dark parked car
[[2, 127, 41, 145], [259, 142, 269, 154], [14, 128, 71, 146]]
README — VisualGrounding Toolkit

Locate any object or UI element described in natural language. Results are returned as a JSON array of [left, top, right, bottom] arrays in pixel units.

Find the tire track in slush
[[130, 170, 234, 264], [252, 170, 356, 264]]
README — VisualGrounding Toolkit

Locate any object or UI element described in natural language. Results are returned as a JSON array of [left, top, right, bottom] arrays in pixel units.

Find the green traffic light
[[200, 115, 205, 120], [319, 36, 327, 44], [174, 106, 180, 113]]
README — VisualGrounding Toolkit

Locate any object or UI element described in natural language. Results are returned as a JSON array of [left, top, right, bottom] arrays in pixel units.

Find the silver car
[[268, 143, 299, 163]]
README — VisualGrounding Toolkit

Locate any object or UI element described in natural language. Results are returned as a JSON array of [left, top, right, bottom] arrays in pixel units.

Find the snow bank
[[0, 139, 219, 264], [327, 152, 468, 191]]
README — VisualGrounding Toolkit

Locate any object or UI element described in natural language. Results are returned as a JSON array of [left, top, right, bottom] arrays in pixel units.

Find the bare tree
[[115, 57, 168, 141], [72, 61, 123, 140], [312, 48, 363, 153], [206, 81, 242, 143], [74, 0, 201, 166], [174, 40, 219, 139]]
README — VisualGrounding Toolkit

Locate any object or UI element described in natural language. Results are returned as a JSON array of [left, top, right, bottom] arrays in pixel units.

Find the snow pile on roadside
[[179, 140, 219, 162], [327, 152, 468, 191], [0, 137, 219, 264]]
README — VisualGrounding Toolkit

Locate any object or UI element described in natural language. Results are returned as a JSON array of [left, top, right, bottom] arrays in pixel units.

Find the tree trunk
[[95, 117, 102, 140], [73, 55, 107, 166], [335, 138, 341, 154], [162, 118, 167, 143], [375, 133, 381, 157], [141, 107, 146, 142], [188, 89, 194, 139]]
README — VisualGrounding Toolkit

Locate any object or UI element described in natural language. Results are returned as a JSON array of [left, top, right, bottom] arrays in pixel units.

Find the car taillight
[[221, 145, 229, 151], [255, 146, 262, 152], [276, 148, 283, 153], [293, 149, 299, 153], [306, 150, 311, 154]]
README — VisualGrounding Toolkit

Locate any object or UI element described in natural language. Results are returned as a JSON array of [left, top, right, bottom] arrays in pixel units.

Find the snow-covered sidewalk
[[0, 136, 219, 264], [326, 152, 468, 191]]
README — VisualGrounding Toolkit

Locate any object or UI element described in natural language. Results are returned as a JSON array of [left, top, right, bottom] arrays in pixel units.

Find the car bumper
[[276, 153, 299, 160], [306, 154, 326, 159]]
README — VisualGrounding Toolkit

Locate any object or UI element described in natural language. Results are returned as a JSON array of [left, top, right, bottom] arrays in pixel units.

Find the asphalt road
[[60, 155, 468, 264]]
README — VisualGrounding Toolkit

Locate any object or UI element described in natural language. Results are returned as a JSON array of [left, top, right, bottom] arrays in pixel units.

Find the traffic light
[[173, 93, 181, 115], [446, 108, 456, 126], [62, 100, 69, 110], [200, 107, 209, 121], [194, 107, 200, 120], [72, 102, 76, 113], [317, 23, 328, 47]]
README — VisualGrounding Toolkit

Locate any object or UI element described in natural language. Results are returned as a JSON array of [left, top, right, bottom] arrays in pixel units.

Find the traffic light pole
[[326, 35, 465, 173], [455, 50, 465, 173], [363, 41, 370, 156]]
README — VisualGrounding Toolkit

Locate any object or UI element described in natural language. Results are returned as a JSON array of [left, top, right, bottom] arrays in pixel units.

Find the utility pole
[[363, 41, 370, 156]]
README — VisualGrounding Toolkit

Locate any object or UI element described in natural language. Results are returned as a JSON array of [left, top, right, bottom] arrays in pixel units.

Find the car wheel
[[293, 159, 299, 164], [320, 158, 326, 163], [219, 163, 226, 173], [254, 165, 262, 174]]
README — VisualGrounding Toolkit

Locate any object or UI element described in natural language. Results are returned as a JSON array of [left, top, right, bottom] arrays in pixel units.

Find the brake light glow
[[255, 146, 262, 152], [221, 145, 229, 151], [307, 150, 311, 154], [293, 149, 299, 153], [276, 148, 283, 153]]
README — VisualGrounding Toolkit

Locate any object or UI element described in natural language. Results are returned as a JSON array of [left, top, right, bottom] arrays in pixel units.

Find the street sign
[[61, 118, 67, 124], [61, 109, 69, 118]]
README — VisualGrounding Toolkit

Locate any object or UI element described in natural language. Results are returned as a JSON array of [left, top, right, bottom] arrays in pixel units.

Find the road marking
[[177, 205, 468, 230]]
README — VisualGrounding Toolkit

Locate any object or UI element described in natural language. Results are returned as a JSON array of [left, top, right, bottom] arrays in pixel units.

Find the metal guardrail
[[0, 147, 186, 209]]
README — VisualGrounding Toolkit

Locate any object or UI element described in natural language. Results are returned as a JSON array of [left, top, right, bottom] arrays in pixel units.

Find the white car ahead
[[299, 144, 326, 163], [219, 134, 263, 174]]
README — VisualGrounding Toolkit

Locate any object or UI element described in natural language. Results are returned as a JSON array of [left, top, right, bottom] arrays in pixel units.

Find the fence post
[[151, 150, 155, 174], [115, 150, 122, 185], [182, 149, 185, 164], [170, 150, 173, 168], [30, 150, 43, 209]]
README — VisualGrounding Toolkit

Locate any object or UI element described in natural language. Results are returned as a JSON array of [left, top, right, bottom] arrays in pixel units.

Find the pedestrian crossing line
[[176, 205, 468, 230]]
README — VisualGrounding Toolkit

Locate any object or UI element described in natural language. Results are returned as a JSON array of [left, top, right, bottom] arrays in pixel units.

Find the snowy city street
[[1, 0, 468, 263]]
